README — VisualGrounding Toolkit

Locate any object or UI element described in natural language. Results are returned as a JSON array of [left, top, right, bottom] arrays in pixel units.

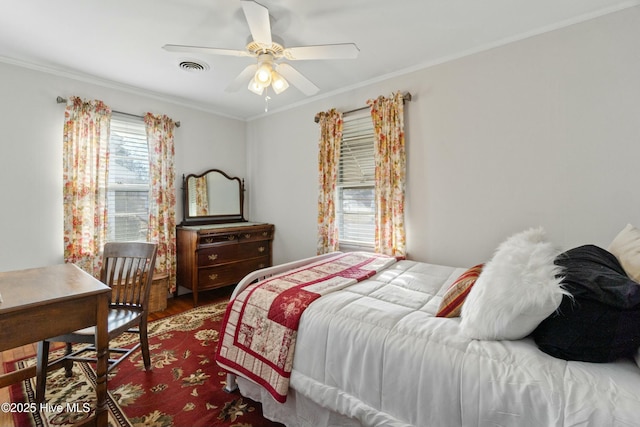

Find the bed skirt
[[238, 376, 366, 427]]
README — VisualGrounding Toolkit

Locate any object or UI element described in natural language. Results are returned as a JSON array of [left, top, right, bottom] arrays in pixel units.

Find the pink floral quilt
[[215, 251, 398, 402]]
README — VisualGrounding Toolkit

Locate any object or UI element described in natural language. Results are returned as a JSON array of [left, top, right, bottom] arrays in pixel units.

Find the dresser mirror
[[181, 169, 245, 225]]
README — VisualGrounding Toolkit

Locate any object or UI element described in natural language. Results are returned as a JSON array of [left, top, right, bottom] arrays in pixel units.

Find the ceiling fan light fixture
[[254, 62, 272, 86], [248, 77, 264, 95], [271, 70, 289, 94]]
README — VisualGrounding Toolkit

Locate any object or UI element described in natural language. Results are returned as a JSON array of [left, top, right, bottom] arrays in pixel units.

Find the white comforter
[[239, 260, 640, 427]]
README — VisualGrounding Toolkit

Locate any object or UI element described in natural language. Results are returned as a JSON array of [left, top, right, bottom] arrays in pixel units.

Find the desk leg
[[94, 293, 109, 427], [35, 340, 50, 404]]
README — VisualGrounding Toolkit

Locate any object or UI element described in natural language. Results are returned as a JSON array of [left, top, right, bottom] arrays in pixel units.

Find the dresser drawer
[[198, 257, 270, 289], [197, 226, 273, 246], [238, 227, 274, 242], [197, 241, 270, 266], [198, 232, 238, 246]]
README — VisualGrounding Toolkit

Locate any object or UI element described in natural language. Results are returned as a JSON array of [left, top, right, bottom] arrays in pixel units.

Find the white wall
[[0, 61, 245, 272], [246, 7, 640, 266]]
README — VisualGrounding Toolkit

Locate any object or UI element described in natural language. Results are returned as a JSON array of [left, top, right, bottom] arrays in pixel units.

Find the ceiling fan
[[163, 0, 359, 97]]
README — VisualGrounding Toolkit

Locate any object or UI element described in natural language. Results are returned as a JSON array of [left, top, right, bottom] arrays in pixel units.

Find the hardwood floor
[[0, 287, 234, 427], [147, 286, 234, 322]]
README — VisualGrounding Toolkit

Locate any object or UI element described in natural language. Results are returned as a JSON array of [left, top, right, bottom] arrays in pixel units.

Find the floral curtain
[[62, 97, 112, 277], [316, 109, 343, 254], [368, 92, 406, 257], [144, 113, 177, 292]]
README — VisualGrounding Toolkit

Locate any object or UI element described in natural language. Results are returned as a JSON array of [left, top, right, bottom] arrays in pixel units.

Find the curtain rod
[[56, 96, 181, 128], [314, 92, 412, 123]]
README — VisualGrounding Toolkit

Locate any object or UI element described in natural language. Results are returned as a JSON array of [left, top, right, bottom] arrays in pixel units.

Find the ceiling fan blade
[[240, 0, 272, 47], [225, 64, 258, 92], [284, 43, 359, 60], [276, 63, 319, 96], [163, 44, 251, 57]]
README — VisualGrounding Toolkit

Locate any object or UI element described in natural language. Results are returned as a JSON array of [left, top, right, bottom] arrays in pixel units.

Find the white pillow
[[460, 227, 569, 340], [608, 224, 640, 283]]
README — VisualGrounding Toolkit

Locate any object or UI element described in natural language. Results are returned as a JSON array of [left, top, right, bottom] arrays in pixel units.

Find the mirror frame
[[180, 168, 246, 225]]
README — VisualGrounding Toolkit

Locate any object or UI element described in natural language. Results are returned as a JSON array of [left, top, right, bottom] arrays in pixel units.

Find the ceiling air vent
[[178, 59, 210, 72]]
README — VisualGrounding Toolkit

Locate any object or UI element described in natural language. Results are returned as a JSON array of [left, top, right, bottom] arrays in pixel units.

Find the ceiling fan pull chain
[[264, 88, 271, 112]]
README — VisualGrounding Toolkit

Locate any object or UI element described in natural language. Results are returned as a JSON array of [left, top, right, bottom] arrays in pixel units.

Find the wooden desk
[[0, 264, 110, 427]]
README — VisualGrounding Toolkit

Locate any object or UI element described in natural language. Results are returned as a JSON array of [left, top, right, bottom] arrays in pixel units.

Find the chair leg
[[64, 342, 74, 377], [140, 319, 151, 371], [35, 341, 49, 404]]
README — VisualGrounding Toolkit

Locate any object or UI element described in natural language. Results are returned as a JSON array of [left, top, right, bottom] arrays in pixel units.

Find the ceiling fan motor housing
[[247, 40, 284, 57]]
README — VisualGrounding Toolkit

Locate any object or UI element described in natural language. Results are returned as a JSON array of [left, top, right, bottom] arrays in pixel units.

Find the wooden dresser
[[176, 222, 274, 306]]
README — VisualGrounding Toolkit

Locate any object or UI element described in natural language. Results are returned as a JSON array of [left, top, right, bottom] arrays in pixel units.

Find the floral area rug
[[4, 300, 285, 427]]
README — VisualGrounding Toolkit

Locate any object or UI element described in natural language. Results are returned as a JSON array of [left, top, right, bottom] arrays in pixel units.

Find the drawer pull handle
[[228, 235, 236, 241], [258, 246, 266, 253], [209, 273, 218, 281], [262, 232, 268, 236], [244, 233, 252, 239], [208, 254, 218, 261], [204, 238, 213, 243], [258, 263, 266, 269]]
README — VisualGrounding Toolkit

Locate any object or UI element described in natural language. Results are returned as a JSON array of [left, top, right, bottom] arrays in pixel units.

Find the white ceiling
[[0, 0, 637, 120]]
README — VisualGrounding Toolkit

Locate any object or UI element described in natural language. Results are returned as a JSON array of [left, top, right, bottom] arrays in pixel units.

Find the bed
[[215, 227, 640, 427]]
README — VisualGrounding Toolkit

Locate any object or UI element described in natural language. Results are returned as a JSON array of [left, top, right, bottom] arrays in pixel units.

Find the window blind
[[339, 112, 375, 186], [107, 113, 150, 242], [337, 111, 375, 247]]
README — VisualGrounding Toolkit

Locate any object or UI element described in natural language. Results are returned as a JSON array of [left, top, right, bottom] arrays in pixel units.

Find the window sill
[[338, 243, 375, 253]]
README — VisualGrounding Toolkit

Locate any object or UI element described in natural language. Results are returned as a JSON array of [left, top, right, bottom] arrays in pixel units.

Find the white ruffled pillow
[[460, 227, 569, 340]]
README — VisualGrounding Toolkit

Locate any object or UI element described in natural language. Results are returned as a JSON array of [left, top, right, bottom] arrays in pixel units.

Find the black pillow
[[533, 245, 640, 362]]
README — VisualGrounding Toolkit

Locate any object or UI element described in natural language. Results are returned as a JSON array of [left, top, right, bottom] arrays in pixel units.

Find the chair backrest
[[100, 242, 158, 310]]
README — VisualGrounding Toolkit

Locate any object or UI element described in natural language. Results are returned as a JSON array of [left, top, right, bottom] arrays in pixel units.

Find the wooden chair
[[35, 242, 158, 403]]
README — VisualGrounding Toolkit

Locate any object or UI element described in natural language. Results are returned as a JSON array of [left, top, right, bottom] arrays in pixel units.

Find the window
[[337, 111, 375, 248], [106, 114, 149, 242]]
